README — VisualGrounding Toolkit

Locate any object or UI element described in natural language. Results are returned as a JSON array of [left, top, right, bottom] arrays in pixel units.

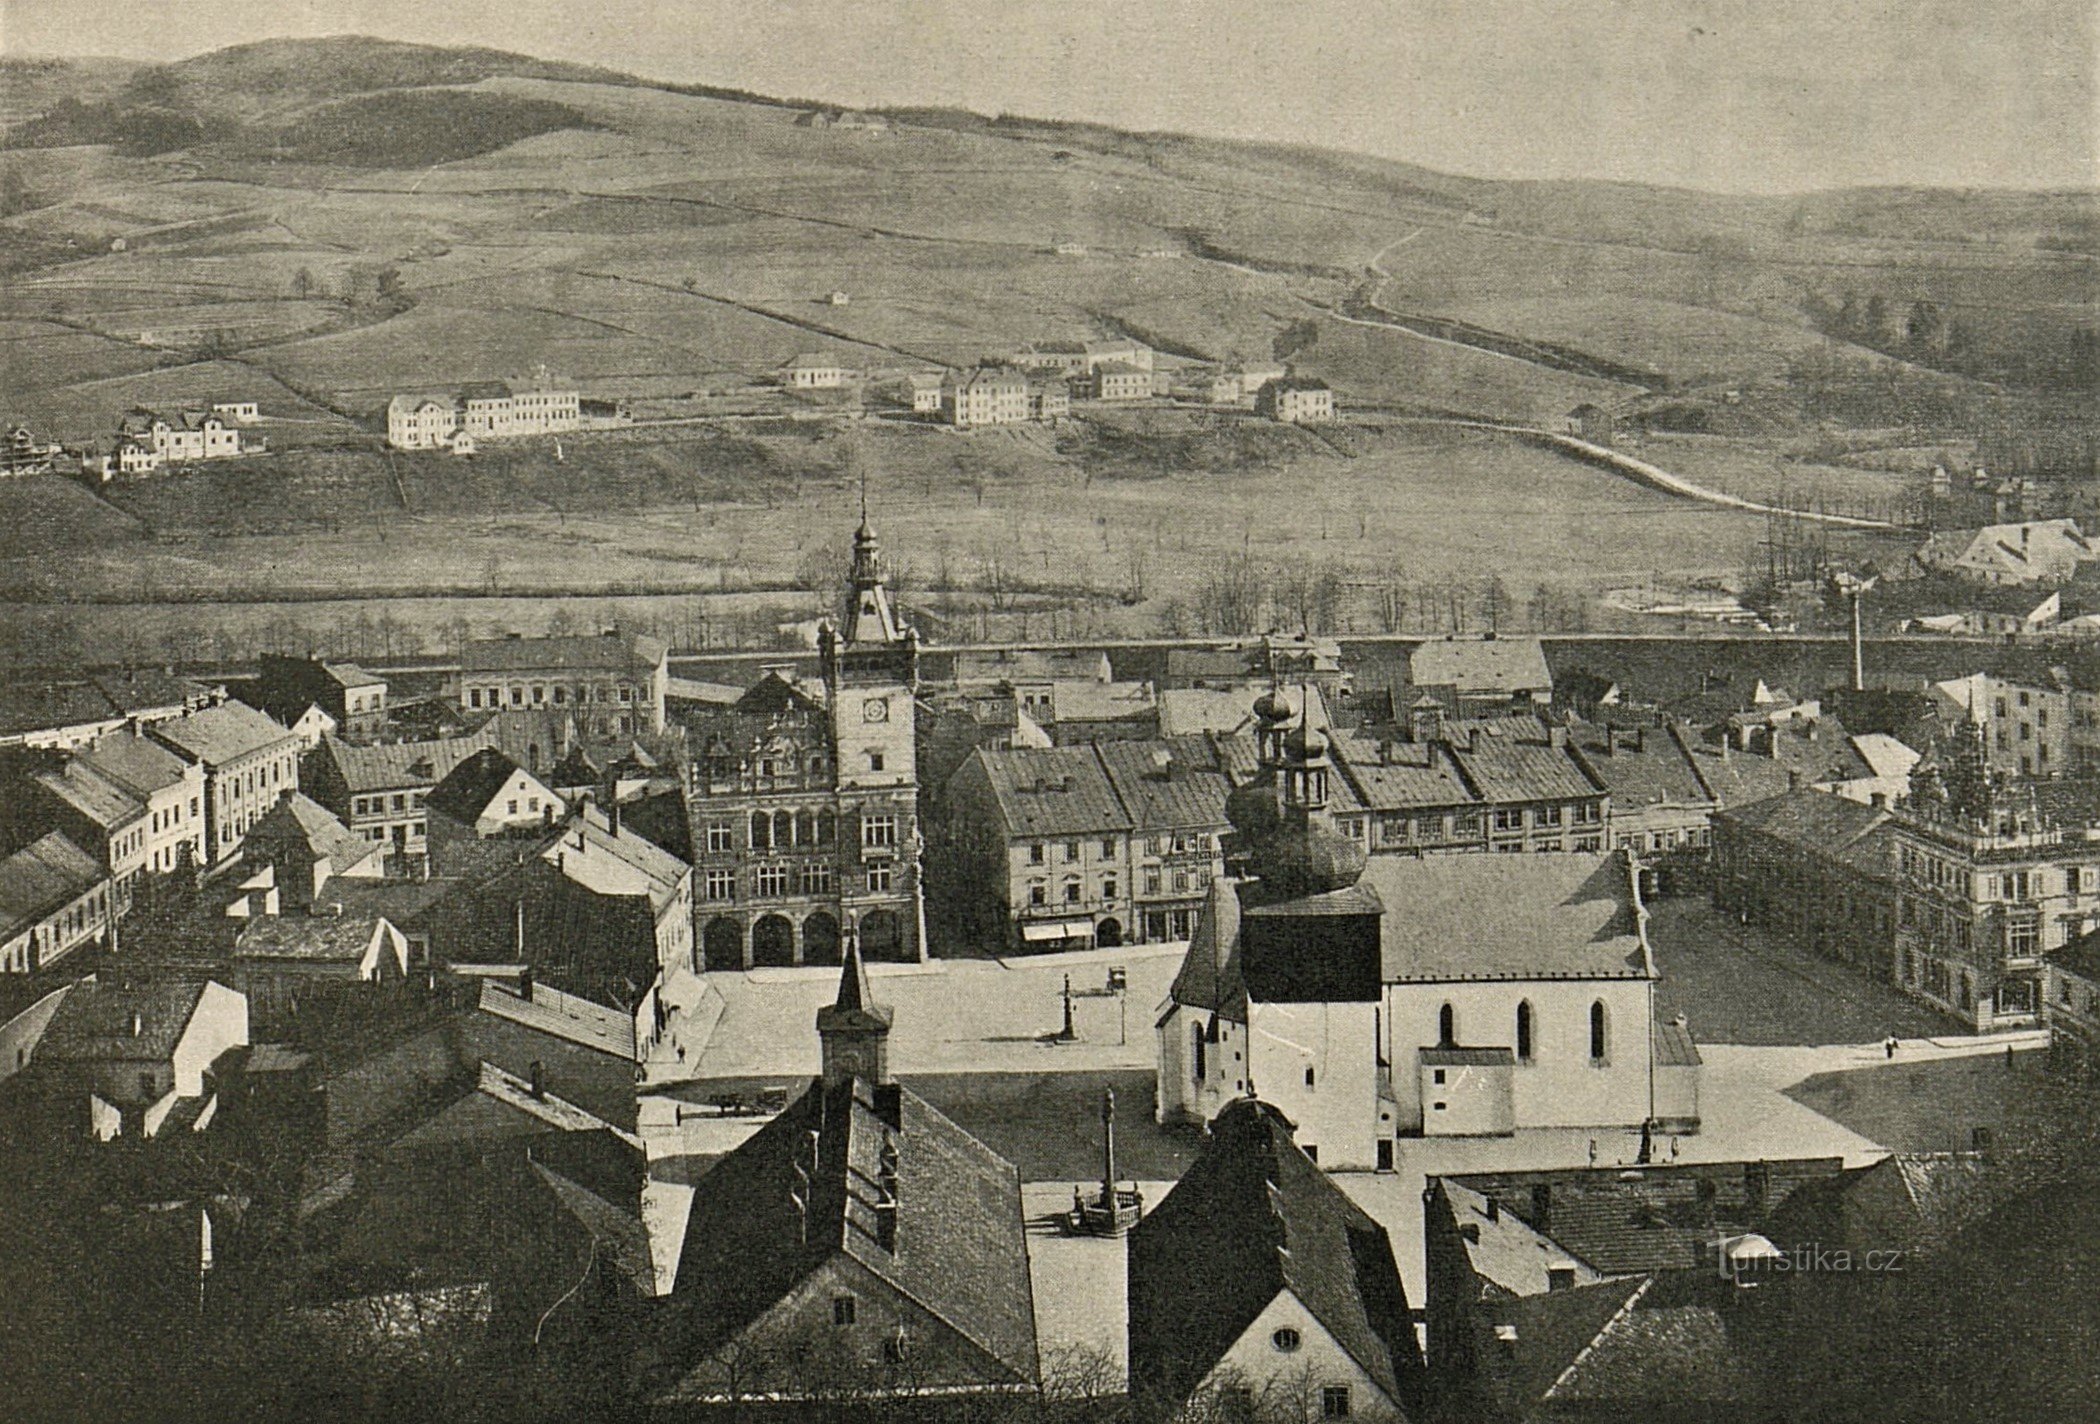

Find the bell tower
[[818, 936, 893, 1088], [818, 500, 925, 962]]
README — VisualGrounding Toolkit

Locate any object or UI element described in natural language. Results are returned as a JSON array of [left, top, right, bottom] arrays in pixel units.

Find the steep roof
[[965, 745, 1132, 839], [1570, 722, 1714, 810], [0, 681, 123, 737], [1129, 1098, 1415, 1411], [245, 791, 374, 872], [1717, 788, 1894, 877], [76, 728, 194, 797], [149, 701, 294, 765], [1447, 726, 1602, 804], [0, 832, 106, 939], [477, 979, 637, 1061], [1167, 879, 1246, 1018], [233, 911, 392, 965], [426, 747, 532, 825], [1409, 635, 1553, 695], [33, 762, 146, 831], [1436, 1180, 1611, 1297], [1363, 852, 1650, 983], [1329, 733, 1475, 812], [318, 726, 498, 794], [1092, 736, 1240, 833], [661, 1075, 1038, 1395], [37, 977, 214, 1062]]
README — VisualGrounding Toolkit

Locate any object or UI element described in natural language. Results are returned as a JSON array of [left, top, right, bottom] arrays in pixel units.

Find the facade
[[146, 701, 302, 866], [385, 394, 458, 450], [1129, 1098, 1423, 1422], [1257, 376, 1335, 423], [120, 406, 245, 462], [1886, 723, 2100, 1030], [1569, 721, 1722, 868], [1157, 702, 1674, 1171], [0, 833, 115, 976], [29, 977, 249, 1140], [231, 911, 410, 1034], [242, 792, 387, 908], [303, 726, 500, 863], [1710, 786, 1900, 979], [425, 747, 568, 844], [1026, 375, 1070, 420], [539, 802, 694, 990], [255, 654, 388, 739], [782, 353, 850, 389], [681, 519, 926, 969], [938, 734, 1243, 951], [903, 371, 945, 412], [650, 951, 1038, 1404], [1090, 361, 1151, 401], [1909, 518, 2097, 586], [459, 632, 669, 738], [0, 674, 217, 752], [68, 730, 207, 877], [943, 365, 1031, 427]]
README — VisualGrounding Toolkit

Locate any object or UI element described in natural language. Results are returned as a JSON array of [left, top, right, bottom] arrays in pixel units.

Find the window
[[867, 751, 885, 773], [1063, 841, 1080, 864], [1538, 804, 1564, 828], [469, 689, 483, 709], [867, 864, 892, 893], [1438, 1003, 1456, 1046], [833, 1296, 856, 1327], [1321, 1385, 1352, 1419], [1516, 1000, 1534, 1062], [1493, 807, 1523, 833], [1589, 1000, 1609, 1064], [1029, 882, 1047, 906], [1103, 877, 1119, 901], [1101, 838, 1116, 859], [506, 800, 519, 816], [1271, 1328, 1301, 1353], [750, 813, 771, 850], [863, 815, 897, 849], [1144, 867, 1162, 895], [755, 865, 790, 897], [1064, 879, 1082, 904], [1029, 843, 1045, 865], [707, 822, 734, 853], [1304, 1066, 1316, 1088], [799, 863, 835, 895], [2008, 917, 2040, 957]]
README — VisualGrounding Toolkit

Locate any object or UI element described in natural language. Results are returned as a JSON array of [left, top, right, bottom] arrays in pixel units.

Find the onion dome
[[1281, 722, 1329, 765], [1254, 818, 1368, 900], [1252, 687, 1297, 725]]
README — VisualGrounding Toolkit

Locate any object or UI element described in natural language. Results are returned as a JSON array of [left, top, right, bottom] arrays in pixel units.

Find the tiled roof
[[1486, 1275, 1649, 1406], [0, 832, 106, 939], [325, 662, 386, 690], [1447, 1159, 1847, 1277], [246, 791, 374, 872], [386, 392, 456, 416], [1570, 722, 1714, 810], [969, 745, 1132, 839], [661, 1075, 1038, 1395], [1766, 1152, 1994, 1259], [33, 762, 146, 830], [1437, 1180, 1610, 1296], [546, 805, 690, 909], [1167, 879, 1245, 1017], [460, 633, 668, 674], [37, 976, 213, 1062], [1130, 1098, 1416, 1411], [1717, 788, 1893, 873], [0, 681, 122, 737], [1330, 733, 1474, 812], [94, 669, 212, 714], [1093, 736, 1239, 834], [1409, 635, 1553, 694], [1539, 1273, 1754, 1405], [1364, 852, 1650, 983], [1654, 1018, 1702, 1067], [318, 726, 499, 793], [1156, 687, 1257, 736], [414, 860, 658, 1005], [76, 729, 193, 796], [149, 701, 295, 765], [1048, 679, 1155, 724], [478, 979, 636, 1061], [427, 748, 530, 825], [233, 911, 389, 964], [1448, 728, 1602, 804]]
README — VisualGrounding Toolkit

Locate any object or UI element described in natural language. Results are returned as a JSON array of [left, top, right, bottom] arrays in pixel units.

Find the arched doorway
[[702, 917, 744, 972], [1096, 917, 1123, 949], [802, 911, 841, 966], [859, 908, 903, 962], [752, 914, 796, 967]]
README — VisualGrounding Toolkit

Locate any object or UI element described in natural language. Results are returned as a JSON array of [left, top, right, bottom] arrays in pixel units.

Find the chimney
[[1744, 1161, 1770, 1211], [1459, 1223, 1482, 1245], [1484, 1197, 1499, 1223], [1530, 1184, 1552, 1234], [608, 802, 621, 838], [519, 966, 534, 1001], [528, 1060, 545, 1099], [1633, 726, 1645, 753], [1871, 792, 1889, 810], [1547, 1265, 1576, 1292], [1548, 725, 1568, 750], [1787, 770, 1804, 792]]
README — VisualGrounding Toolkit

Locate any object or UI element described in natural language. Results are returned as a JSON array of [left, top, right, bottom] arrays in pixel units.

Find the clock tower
[[818, 508, 925, 961]]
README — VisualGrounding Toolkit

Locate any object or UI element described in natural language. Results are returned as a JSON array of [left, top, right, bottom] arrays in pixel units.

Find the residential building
[[60, 729, 207, 876], [2044, 924, 2100, 1078], [210, 399, 260, 424], [462, 977, 641, 1133], [1090, 360, 1151, 401], [1908, 518, 2097, 586], [1157, 709, 1677, 1169], [1081, 338, 1152, 373], [1008, 340, 1090, 374], [1710, 786, 1901, 979], [1567, 721, 1720, 872], [938, 734, 1243, 950], [781, 353, 850, 389], [79, 435, 163, 477], [241, 792, 387, 908], [424, 747, 567, 850], [953, 647, 1115, 686], [538, 801, 694, 992], [1886, 723, 2100, 1029], [146, 701, 302, 866], [461, 366, 582, 440], [458, 631, 670, 739], [902, 370, 945, 412], [1904, 586, 2063, 637], [1164, 633, 1350, 696], [1129, 1097, 1424, 1422], [1026, 374, 1070, 420], [119, 406, 246, 462], [679, 517, 925, 969], [0, 833, 115, 975], [231, 910, 410, 1034], [303, 726, 500, 864], [943, 365, 1030, 427], [0, 673, 217, 752], [26, 976, 249, 1140], [28, 758, 148, 893], [385, 393, 458, 449], [649, 950, 1038, 1403], [254, 655, 388, 741], [1408, 635, 1554, 715], [1257, 376, 1335, 423]]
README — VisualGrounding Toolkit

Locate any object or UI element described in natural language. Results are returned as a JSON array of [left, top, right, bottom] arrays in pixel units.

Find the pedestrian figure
[[2007, 1044, 2016, 1069], [1885, 1036, 1898, 1059], [1587, 1138, 1598, 1167]]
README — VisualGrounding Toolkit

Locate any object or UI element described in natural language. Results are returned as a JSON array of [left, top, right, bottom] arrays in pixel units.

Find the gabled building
[[943, 366, 1030, 427], [303, 726, 501, 865], [231, 910, 410, 1034], [121, 406, 245, 462], [63, 728, 208, 876], [385, 393, 459, 450], [242, 792, 387, 908], [1908, 518, 2097, 586], [0, 832, 115, 976], [1408, 636, 1553, 716], [27, 976, 248, 1140], [424, 747, 567, 848], [458, 631, 669, 739], [781, 353, 851, 389], [1090, 360, 1151, 402], [648, 948, 1038, 1404], [1129, 1097, 1423, 1422], [254, 655, 388, 741], [1256, 376, 1335, 423]]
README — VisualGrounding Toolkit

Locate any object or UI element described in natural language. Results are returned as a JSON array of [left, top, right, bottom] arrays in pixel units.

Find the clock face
[[862, 697, 890, 724]]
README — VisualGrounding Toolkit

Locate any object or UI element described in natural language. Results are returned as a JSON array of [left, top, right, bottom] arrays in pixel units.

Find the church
[[1157, 688, 1694, 1170], [673, 512, 927, 969]]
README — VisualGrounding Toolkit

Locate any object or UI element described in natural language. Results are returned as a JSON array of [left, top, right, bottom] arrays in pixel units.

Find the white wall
[[171, 981, 250, 1097], [0, 984, 72, 1083], [1248, 1000, 1380, 1170], [1195, 1289, 1401, 1422]]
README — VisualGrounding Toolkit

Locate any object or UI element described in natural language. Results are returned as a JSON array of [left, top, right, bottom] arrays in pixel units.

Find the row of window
[[704, 862, 888, 900], [465, 682, 640, 710], [353, 790, 425, 817], [1435, 1000, 1611, 1065]]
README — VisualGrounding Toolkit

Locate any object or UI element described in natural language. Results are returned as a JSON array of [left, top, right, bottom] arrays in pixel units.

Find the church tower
[[817, 936, 893, 1087], [818, 506, 925, 961]]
